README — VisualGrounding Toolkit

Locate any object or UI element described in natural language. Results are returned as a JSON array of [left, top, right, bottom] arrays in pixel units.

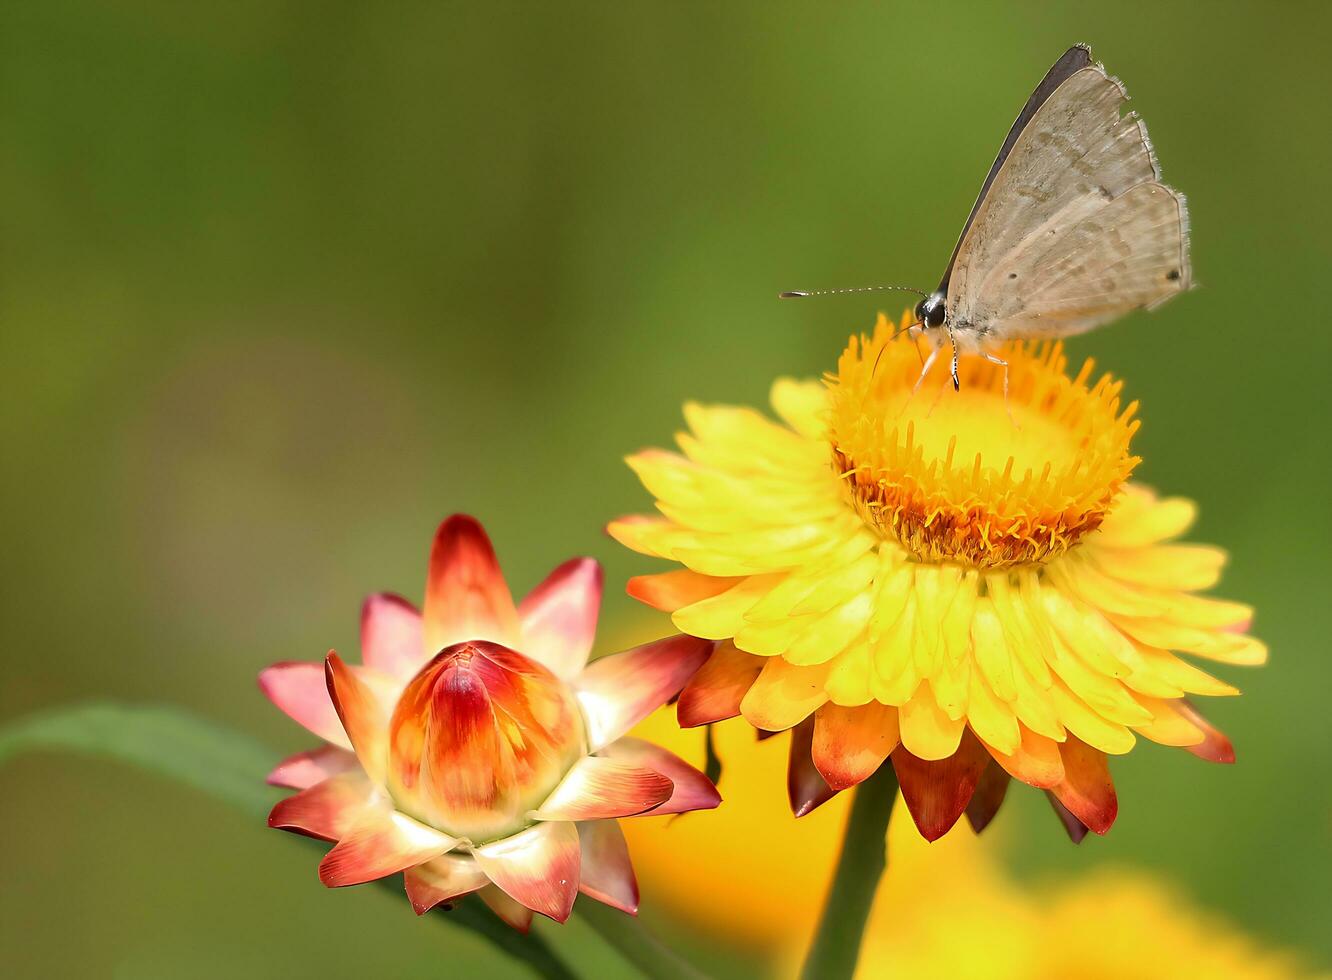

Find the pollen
[[828, 313, 1140, 569]]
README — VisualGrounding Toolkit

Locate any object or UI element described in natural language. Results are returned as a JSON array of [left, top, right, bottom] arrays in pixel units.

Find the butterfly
[[783, 44, 1191, 392]]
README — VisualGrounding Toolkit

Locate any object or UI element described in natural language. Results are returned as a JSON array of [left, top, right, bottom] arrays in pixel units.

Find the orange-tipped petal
[[474, 822, 581, 924], [787, 718, 838, 817], [983, 725, 1066, 789], [423, 515, 520, 652], [531, 757, 673, 822], [740, 657, 830, 732], [1050, 736, 1118, 835], [1177, 700, 1236, 764], [1047, 791, 1090, 843], [576, 634, 714, 750], [598, 737, 721, 815], [259, 662, 352, 749], [677, 640, 763, 728], [518, 557, 603, 680], [325, 652, 391, 785], [626, 569, 741, 612], [577, 820, 639, 915], [267, 745, 359, 790], [318, 807, 458, 887], [404, 854, 489, 914], [964, 762, 1012, 834], [812, 702, 899, 792], [479, 884, 534, 932], [892, 730, 991, 842], [267, 771, 376, 841], [361, 593, 424, 680]]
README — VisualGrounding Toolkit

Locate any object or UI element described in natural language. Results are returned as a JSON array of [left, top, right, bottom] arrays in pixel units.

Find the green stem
[[799, 762, 899, 980]]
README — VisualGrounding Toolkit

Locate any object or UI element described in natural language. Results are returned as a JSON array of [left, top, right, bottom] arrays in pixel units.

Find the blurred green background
[[3, 1, 1329, 977]]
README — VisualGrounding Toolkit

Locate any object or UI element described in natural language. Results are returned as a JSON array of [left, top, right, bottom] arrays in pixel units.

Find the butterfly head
[[914, 291, 948, 332]]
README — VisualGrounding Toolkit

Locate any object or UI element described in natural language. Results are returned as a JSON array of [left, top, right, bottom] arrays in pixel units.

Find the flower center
[[828, 313, 1140, 569]]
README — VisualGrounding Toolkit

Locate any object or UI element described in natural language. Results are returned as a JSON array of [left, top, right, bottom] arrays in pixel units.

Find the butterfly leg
[[909, 323, 926, 368], [910, 343, 941, 397], [948, 327, 959, 391], [981, 352, 1018, 429]]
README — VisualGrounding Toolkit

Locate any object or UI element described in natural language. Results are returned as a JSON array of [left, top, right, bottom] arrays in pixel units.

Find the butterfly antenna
[[779, 284, 928, 300]]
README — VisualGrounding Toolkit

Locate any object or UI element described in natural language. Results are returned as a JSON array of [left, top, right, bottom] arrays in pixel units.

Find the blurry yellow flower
[[625, 710, 1314, 980], [261, 516, 719, 930], [612, 313, 1264, 841]]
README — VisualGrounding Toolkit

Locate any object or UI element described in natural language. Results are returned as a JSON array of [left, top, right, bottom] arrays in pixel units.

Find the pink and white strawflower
[[261, 515, 719, 930]]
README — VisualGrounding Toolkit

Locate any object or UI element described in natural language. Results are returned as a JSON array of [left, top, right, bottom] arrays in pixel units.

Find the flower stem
[[799, 762, 899, 980]]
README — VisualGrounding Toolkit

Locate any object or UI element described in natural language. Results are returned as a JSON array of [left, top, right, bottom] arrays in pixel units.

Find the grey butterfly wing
[[971, 181, 1188, 340], [947, 59, 1191, 342], [937, 43, 1093, 293]]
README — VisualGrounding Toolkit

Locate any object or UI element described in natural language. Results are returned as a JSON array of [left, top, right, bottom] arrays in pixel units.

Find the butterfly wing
[[936, 43, 1093, 294], [947, 58, 1190, 341], [967, 181, 1188, 340]]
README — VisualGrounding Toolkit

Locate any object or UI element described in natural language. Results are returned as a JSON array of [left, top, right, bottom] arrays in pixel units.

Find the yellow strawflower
[[612, 313, 1263, 841]]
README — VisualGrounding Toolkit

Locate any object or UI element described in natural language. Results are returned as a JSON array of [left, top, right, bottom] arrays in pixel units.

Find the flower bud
[[386, 640, 585, 842]]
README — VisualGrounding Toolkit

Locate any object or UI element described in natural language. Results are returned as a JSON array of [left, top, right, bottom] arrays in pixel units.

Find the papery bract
[[388, 641, 586, 842]]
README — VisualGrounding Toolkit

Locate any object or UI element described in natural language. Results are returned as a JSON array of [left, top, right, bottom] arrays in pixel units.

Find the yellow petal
[[867, 558, 913, 644], [970, 599, 1017, 703], [734, 613, 819, 658], [965, 669, 1020, 755], [1008, 659, 1065, 741], [770, 378, 829, 441], [1095, 489, 1197, 548], [1108, 615, 1267, 666], [1050, 555, 1170, 619], [739, 657, 830, 731], [743, 565, 825, 622], [1046, 632, 1154, 726], [941, 569, 979, 666], [910, 566, 948, 679], [1154, 592, 1253, 632], [606, 515, 678, 559], [1131, 646, 1240, 697], [672, 575, 780, 639], [1092, 544, 1227, 592], [1040, 589, 1131, 679], [1130, 695, 1206, 747], [870, 595, 920, 705], [791, 551, 877, 616], [1048, 680, 1135, 755], [898, 686, 965, 761], [931, 652, 971, 722], [824, 639, 874, 706], [786, 589, 875, 666], [987, 574, 1053, 689]]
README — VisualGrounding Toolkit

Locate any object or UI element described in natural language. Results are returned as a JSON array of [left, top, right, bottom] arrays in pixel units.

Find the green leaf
[[0, 702, 577, 980], [0, 703, 277, 815], [0, 702, 709, 979]]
